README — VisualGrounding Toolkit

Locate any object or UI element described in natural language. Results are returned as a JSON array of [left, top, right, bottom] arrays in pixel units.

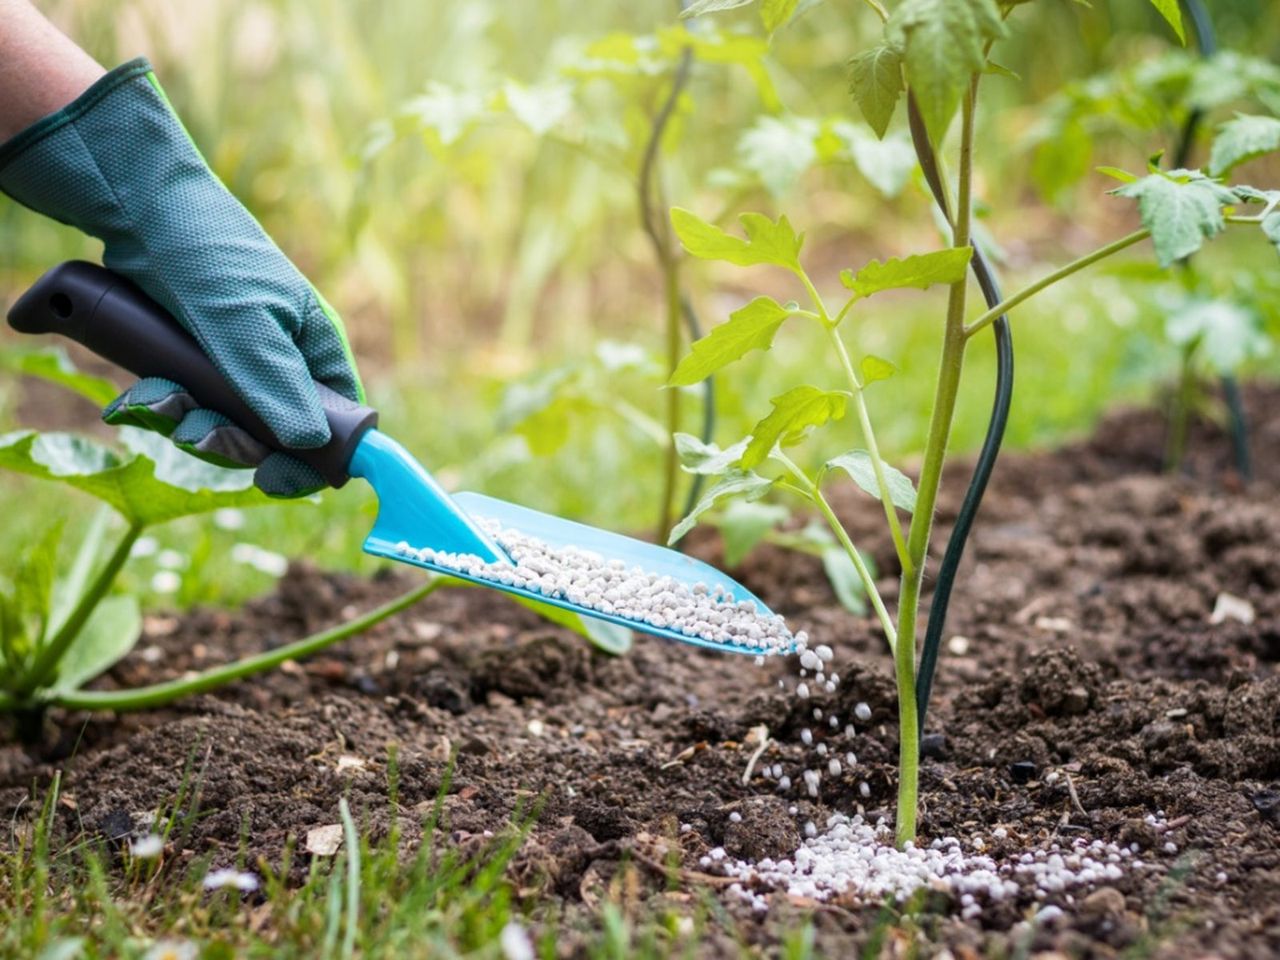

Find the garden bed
[[3, 389, 1280, 957]]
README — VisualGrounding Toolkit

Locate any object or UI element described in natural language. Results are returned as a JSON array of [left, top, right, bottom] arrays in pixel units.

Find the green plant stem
[[17, 523, 142, 696], [657, 262, 684, 542], [963, 229, 1151, 338], [773, 452, 896, 649], [826, 328, 912, 575], [47, 577, 442, 712], [858, 0, 889, 22], [892, 80, 978, 848]]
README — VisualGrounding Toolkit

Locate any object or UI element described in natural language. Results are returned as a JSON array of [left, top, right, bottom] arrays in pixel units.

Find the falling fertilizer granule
[[395, 519, 795, 654]]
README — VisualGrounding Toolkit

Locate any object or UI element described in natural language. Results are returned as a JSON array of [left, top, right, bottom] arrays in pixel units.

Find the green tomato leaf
[[887, 0, 1006, 145], [848, 43, 904, 139], [403, 83, 486, 146], [761, 0, 801, 32], [824, 449, 917, 513], [680, 0, 754, 18], [1096, 165, 1138, 184], [821, 546, 867, 616], [1208, 114, 1280, 177], [1111, 171, 1239, 267], [671, 208, 804, 271], [51, 594, 142, 693], [840, 247, 973, 298], [831, 122, 917, 198], [674, 433, 752, 476], [668, 470, 774, 545], [716, 500, 790, 567], [1147, 0, 1186, 43], [0, 347, 119, 406], [502, 80, 574, 135], [860, 355, 897, 385], [0, 428, 274, 527], [740, 386, 849, 469], [669, 297, 796, 386]]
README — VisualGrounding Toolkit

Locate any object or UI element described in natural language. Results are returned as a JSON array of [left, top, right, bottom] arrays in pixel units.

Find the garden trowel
[[7, 262, 794, 656]]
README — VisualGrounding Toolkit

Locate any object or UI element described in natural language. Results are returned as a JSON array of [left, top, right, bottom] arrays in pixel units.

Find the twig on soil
[[742, 724, 770, 786], [1064, 771, 1087, 818]]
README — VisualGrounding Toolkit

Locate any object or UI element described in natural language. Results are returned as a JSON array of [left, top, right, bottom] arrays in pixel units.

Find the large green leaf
[[840, 248, 973, 299], [848, 44, 904, 139], [50, 594, 142, 693], [760, 0, 801, 31], [832, 123, 917, 198], [670, 208, 803, 271], [510, 596, 632, 655], [887, 0, 1006, 145], [680, 0, 754, 17], [1112, 171, 1239, 267], [674, 434, 751, 476], [1208, 114, 1280, 177], [669, 297, 796, 386], [48, 507, 111, 638], [740, 386, 849, 469], [0, 347, 119, 406], [0, 428, 274, 527], [823, 450, 917, 513], [668, 470, 774, 545], [1147, 0, 1185, 43]]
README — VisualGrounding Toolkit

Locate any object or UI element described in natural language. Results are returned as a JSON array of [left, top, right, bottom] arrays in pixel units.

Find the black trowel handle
[[7, 261, 377, 488]]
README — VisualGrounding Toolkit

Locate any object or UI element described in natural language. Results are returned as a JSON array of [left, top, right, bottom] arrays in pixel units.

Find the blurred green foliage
[[1, 0, 1279, 609]]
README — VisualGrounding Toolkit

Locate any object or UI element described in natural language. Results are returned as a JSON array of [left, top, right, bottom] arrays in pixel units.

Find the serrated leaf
[[0, 429, 273, 527], [740, 386, 849, 469], [840, 247, 972, 298], [1208, 114, 1280, 177], [51, 594, 142, 692], [1262, 211, 1280, 256], [671, 208, 804, 270], [887, 0, 1006, 144], [717, 500, 790, 567], [680, 0, 754, 18], [824, 450, 917, 513], [669, 297, 795, 386], [668, 471, 774, 545], [0, 347, 119, 406], [674, 433, 752, 475], [761, 0, 801, 31], [737, 115, 820, 197], [860, 355, 897, 384], [848, 44, 903, 139], [1147, 0, 1185, 43], [1112, 172, 1239, 267]]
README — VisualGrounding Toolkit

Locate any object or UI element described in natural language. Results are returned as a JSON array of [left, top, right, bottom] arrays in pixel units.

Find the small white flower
[[499, 919, 535, 960], [150, 571, 181, 595], [143, 939, 198, 960], [129, 834, 164, 858], [203, 868, 259, 892]]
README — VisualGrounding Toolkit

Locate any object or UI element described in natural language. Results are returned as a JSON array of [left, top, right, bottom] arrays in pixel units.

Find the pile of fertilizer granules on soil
[[394, 519, 795, 654]]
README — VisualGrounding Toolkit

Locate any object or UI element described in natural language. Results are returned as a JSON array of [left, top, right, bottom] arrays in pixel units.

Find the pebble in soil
[[395, 520, 795, 654]]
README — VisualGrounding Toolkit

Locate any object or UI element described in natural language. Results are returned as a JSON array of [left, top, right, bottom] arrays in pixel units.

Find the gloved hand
[[0, 58, 363, 497]]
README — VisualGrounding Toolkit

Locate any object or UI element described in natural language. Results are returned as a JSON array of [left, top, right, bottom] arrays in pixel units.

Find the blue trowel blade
[[347, 429, 795, 656]]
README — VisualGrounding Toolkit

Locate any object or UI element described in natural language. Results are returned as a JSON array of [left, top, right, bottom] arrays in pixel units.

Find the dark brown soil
[[4, 385, 1280, 958]]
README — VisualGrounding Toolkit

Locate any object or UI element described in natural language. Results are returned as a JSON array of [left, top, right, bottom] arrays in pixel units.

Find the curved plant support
[[1168, 0, 1252, 482], [906, 95, 1015, 738]]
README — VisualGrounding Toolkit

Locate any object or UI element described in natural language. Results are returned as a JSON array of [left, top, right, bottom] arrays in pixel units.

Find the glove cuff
[[0, 57, 153, 173]]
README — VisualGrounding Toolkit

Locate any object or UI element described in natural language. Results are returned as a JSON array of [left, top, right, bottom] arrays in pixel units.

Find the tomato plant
[[669, 0, 1280, 846]]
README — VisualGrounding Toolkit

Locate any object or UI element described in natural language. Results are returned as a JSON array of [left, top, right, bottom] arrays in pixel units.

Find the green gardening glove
[[0, 58, 363, 497]]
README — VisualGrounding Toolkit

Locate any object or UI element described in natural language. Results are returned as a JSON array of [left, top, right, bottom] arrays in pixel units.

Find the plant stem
[[773, 452, 896, 647], [657, 261, 684, 542], [826, 328, 912, 575], [17, 523, 142, 696], [963, 229, 1151, 338], [893, 79, 978, 847], [47, 577, 442, 712]]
